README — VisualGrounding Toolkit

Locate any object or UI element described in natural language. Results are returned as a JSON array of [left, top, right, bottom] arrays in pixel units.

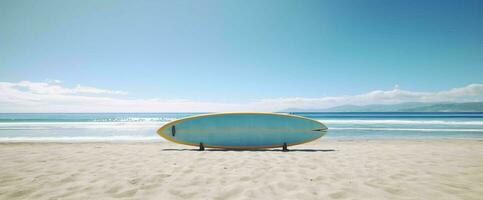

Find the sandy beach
[[1, 139, 482, 200]]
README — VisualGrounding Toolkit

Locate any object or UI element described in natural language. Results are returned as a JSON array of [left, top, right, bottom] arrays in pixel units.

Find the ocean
[[1, 112, 482, 141]]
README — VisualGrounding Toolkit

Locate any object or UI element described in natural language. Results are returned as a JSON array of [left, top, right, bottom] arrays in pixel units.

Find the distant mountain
[[281, 102, 483, 112]]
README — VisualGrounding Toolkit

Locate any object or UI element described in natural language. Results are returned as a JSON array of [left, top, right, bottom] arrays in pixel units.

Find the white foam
[[330, 127, 483, 132], [93, 117, 178, 122], [0, 121, 166, 130], [0, 136, 164, 142], [320, 120, 483, 125]]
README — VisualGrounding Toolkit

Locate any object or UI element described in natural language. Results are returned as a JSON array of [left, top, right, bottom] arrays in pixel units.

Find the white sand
[[1, 139, 482, 200]]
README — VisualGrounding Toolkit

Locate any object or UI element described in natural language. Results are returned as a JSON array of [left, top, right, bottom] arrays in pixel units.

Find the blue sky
[[1, 0, 482, 112]]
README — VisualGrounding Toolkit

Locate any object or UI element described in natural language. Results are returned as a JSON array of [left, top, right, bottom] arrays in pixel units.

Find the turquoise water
[[0, 113, 482, 141]]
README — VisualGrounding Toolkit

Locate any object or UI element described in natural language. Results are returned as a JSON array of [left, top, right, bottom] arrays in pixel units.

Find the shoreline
[[0, 137, 482, 143]]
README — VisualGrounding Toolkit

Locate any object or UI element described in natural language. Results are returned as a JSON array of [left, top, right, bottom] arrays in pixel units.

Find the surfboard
[[157, 112, 328, 150]]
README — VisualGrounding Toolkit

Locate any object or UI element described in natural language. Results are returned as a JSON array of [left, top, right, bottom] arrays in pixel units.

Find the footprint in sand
[[168, 189, 197, 199], [329, 191, 347, 199], [214, 187, 243, 200], [112, 189, 138, 198]]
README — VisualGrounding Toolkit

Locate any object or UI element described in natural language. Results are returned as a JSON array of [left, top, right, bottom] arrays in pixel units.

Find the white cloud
[[0, 80, 482, 112], [71, 85, 128, 95], [44, 79, 62, 84], [255, 84, 483, 110], [8, 81, 127, 95]]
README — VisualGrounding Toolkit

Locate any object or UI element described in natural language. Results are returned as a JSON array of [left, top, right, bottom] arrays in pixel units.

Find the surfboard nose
[[312, 123, 328, 136], [314, 121, 328, 131], [157, 124, 175, 139]]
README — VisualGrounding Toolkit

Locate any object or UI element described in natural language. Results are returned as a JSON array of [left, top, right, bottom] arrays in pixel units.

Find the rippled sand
[[1, 139, 482, 199]]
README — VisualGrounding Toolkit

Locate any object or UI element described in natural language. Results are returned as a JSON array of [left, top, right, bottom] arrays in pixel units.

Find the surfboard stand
[[282, 143, 289, 152], [199, 143, 205, 151]]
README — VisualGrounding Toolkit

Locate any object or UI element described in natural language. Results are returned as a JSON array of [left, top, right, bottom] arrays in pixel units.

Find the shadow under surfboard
[[161, 148, 336, 152]]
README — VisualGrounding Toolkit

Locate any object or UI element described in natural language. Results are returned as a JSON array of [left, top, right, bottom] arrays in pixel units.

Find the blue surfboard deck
[[157, 113, 327, 149]]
